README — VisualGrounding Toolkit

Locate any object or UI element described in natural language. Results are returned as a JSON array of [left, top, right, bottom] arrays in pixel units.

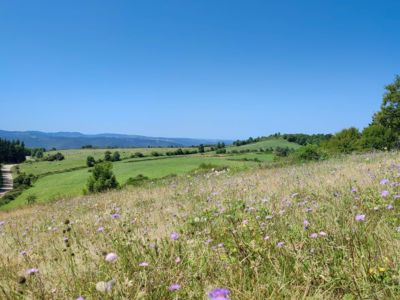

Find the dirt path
[[0, 164, 15, 198]]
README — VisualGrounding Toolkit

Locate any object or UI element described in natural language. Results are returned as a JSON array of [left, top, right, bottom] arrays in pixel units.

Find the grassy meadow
[[0, 151, 399, 299], [4, 142, 281, 209]]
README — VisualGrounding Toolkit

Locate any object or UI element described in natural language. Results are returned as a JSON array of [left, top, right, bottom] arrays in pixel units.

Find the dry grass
[[0, 152, 399, 299]]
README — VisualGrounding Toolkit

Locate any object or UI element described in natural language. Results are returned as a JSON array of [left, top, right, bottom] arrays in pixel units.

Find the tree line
[[0, 139, 28, 163]]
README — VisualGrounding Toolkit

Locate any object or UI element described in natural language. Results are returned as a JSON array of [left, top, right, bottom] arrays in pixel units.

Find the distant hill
[[0, 130, 232, 150]]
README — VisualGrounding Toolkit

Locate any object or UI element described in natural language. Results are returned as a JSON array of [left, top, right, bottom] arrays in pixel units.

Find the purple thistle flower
[[111, 213, 120, 219], [355, 214, 365, 222], [309, 233, 318, 238], [26, 268, 39, 275], [97, 226, 105, 233], [394, 194, 400, 200], [264, 235, 270, 241], [386, 204, 394, 210], [0, 221, 5, 226], [276, 241, 285, 248], [170, 232, 179, 241], [76, 297, 85, 300], [380, 178, 389, 185], [20, 250, 27, 256], [168, 283, 181, 291], [351, 187, 357, 193], [105, 253, 118, 263], [175, 256, 181, 263], [303, 219, 310, 229], [139, 262, 149, 267], [208, 288, 230, 300], [318, 231, 327, 237], [381, 190, 389, 198]]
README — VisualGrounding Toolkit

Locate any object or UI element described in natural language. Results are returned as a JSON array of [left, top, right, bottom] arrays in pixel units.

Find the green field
[[2, 139, 299, 209]]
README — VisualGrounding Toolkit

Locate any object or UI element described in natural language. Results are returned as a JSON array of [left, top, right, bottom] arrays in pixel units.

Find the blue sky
[[1, 0, 399, 139]]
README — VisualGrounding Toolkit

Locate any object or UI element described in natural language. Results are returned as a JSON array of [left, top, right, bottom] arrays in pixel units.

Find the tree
[[112, 151, 120, 161], [104, 151, 112, 161], [86, 162, 119, 193], [360, 124, 398, 150], [373, 75, 400, 131], [198, 144, 205, 153], [322, 127, 361, 153], [86, 156, 96, 167]]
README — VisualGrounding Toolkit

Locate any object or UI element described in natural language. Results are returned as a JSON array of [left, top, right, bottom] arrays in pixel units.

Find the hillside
[[0, 130, 232, 149], [0, 152, 398, 299]]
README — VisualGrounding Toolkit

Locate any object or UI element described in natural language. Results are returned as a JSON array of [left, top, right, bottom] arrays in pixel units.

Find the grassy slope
[[0, 152, 398, 299], [4, 155, 258, 209], [229, 138, 300, 151], [17, 148, 195, 176]]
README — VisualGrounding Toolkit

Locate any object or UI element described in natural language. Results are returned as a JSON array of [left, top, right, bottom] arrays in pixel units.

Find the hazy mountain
[[0, 130, 232, 150]]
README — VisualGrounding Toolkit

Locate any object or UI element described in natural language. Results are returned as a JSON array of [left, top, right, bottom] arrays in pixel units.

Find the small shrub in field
[[112, 151, 121, 161], [26, 194, 37, 205], [294, 144, 326, 161], [86, 162, 119, 193], [125, 174, 149, 186], [104, 151, 112, 161], [86, 156, 96, 167]]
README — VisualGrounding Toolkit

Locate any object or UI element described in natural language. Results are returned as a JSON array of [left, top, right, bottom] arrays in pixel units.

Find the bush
[[43, 152, 64, 161], [294, 144, 326, 161], [86, 162, 119, 193], [112, 151, 121, 161], [359, 124, 398, 151], [86, 156, 96, 167], [125, 174, 149, 186], [14, 173, 36, 188], [216, 148, 227, 154], [134, 152, 144, 158], [274, 146, 291, 157], [104, 151, 112, 161], [26, 194, 37, 205], [322, 127, 361, 154]]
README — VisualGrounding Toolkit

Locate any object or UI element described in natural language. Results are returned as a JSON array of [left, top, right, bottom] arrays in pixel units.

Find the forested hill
[[0, 130, 232, 150]]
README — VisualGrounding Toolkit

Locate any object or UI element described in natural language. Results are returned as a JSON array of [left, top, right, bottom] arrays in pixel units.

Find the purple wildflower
[[381, 190, 389, 198], [76, 297, 85, 300], [380, 178, 389, 185], [111, 213, 120, 219], [97, 226, 105, 233], [208, 288, 230, 300], [386, 204, 394, 210], [168, 283, 181, 291], [303, 219, 310, 229], [139, 262, 149, 267], [0, 221, 5, 226], [105, 253, 118, 263], [170, 232, 179, 241], [276, 241, 285, 248], [175, 256, 181, 263], [26, 268, 39, 275], [351, 187, 357, 193], [355, 214, 365, 222], [264, 235, 270, 241], [309, 233, 318, 238], [318, 231, 327, 237]]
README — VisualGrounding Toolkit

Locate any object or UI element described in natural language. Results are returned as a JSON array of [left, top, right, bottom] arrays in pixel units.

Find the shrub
[[104, 151, 112, 161], [216, 148, 227, 154], [125, 174, 149, 186], [274, 146, 291, 157], [26, 194, 37, 205], [86, 162, 119, 193], [294, 144, 326, 161], [86, 156, 96, 167], [43, 152, 64, 161], [112, 151, 121, 161], [359, 124, 398, 150]]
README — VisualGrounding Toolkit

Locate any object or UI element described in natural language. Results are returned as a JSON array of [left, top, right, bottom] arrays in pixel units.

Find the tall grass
[[0, 152, 399, 299]]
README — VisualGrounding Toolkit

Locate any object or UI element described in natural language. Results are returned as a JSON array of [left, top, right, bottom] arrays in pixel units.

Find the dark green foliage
[[86, 162, 119, 193], [373, 75, 400, 131], [282, 133, 332, 145], [196, 163, 229, 172], [112, 151, 121, 161], [0, 139, 27, 163], [215, 148, 227, 154], [134, 152, 144, 158], [14, 173, 36, 188], [151, 151, 163, 157], [359, 124, 398, 150], [86, 156, 96, 167], [31, 148, 45, 159], [26, 194, 37, 205], [81, 145, 93, 149], [274, 146, 292, 157], [198, 144, 205, 153], [43, 152, 65, 161], [322, 127, 361, 153], [104, 151, 112, 161], [125, 174, 149, 186], [294, 144, 326, 161]]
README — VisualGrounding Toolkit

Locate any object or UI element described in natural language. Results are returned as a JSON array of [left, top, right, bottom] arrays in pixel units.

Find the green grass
[[229, 138, 300, 151], [4, 155, 258, 209], [17, 147, 196, 176], [224, 152, 275, 162]]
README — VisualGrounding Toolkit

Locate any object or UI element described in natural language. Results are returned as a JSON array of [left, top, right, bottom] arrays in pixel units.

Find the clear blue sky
[[1, 0, 399, 139]]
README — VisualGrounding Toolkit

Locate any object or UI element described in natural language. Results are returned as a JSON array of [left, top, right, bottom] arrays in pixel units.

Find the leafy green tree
[[322, 127, 361, 153], [373, 75, 400, 131], [112, 151, 120, 161], [104, 151, 112, 161], [294, 144, 326, 161], [86, 155, 96, 167], [360, 124, 398, 150], [198, 144, 205, 153], [86, 162, 119, 193]]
